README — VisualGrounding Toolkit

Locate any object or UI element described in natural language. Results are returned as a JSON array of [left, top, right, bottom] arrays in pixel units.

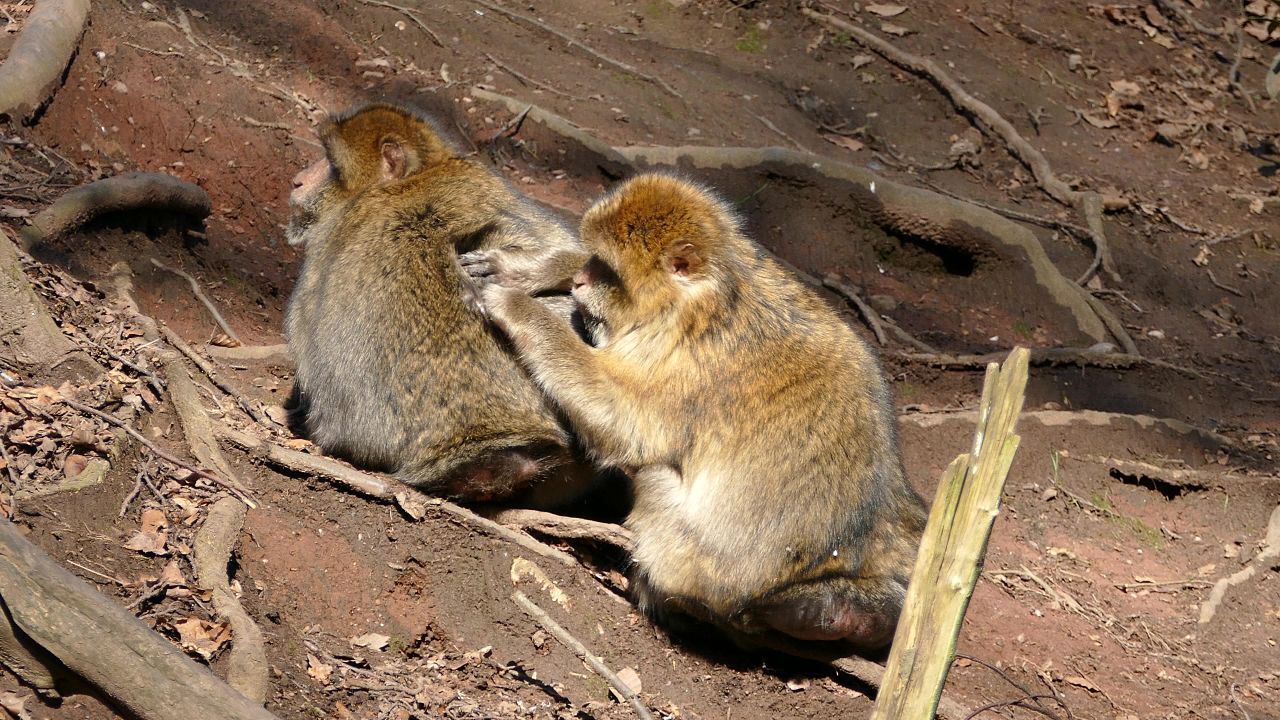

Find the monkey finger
[[458, 251, 496, 276]]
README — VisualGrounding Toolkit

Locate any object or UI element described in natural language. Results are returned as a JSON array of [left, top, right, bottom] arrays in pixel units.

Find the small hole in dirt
[[872, 233, 979, 277], [1109, 468, 1204, 500]]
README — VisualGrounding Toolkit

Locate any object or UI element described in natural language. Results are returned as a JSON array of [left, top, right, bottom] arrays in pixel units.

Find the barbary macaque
[[284, 101, 591, 506], [478, 173, 926, 652]]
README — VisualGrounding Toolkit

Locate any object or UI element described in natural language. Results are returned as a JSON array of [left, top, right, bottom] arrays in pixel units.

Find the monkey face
[[570, 255, 628, 326], [285, 157, 333, 247]]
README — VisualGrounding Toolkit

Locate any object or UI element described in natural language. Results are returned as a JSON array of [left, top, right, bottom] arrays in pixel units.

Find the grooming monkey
[[478, 174, 926, 652], [284, 101, 592, 505]]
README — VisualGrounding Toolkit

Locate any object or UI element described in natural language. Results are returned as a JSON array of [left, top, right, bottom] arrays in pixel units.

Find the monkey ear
[[380, 139, 409, 181], [664, 242, 704, 277]]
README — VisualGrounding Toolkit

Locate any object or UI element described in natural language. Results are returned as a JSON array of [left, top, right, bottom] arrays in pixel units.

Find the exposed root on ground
[[194, 498, 269, 704], [891, 347, 1202, 378], [19, 173, 211, 251], [488, 508, 635, 554], [212, 426, 578, 567], [0, 519, 280, 720], [804, 8, 1120, 287], [0, 229, 101, 378], [471, 88, 1134, 353], [0, 0, 90, 123]]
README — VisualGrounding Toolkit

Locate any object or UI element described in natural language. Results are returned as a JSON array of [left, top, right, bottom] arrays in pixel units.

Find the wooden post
[[872, 347, 1030, 719]]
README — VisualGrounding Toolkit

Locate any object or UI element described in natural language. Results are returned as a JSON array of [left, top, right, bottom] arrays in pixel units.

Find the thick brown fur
[[284, 101, 591, 506], [480, 173, 926, 652]]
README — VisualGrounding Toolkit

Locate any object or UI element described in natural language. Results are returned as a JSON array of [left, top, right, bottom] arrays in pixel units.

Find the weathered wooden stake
[[871, 347, 1030, 720]]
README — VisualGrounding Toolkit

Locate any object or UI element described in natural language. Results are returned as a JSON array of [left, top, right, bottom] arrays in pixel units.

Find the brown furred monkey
[[477, 173, 927, 653], [284, 101, 591, 506]]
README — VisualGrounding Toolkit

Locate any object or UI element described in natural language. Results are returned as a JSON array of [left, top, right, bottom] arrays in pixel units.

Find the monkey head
[[286, 102, 457, 247], [572, 174, 744, 337]]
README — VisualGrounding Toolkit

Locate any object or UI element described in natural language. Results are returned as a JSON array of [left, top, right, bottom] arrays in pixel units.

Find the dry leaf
[[209, 333, 241, 348], [879, 22, 912, 36], [351, 632, 391, 651], [307, 653, 333, 684], [785, 678, 811, 691], [63, 454, 88, 479], [124, 508, 170, 555], [1192, 245, 1212, 267], [851, 54, 874, 69], [617, 667, 643, 694], [823, 134, 865, 153], [1267, 51, 1280, 100], [160, 558, 186, 586], [174, 617, 230, 660], [1249, 197, 1265, 214], [0, 207, 31, 219], [866, 3, 907, 17]]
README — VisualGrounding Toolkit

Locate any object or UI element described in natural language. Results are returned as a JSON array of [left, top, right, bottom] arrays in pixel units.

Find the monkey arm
[[461, 246, 589, 294], [482, 286, 648, 464]]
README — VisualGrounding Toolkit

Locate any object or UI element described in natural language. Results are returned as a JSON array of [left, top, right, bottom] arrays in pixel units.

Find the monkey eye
[[583, 255, 620, 288]]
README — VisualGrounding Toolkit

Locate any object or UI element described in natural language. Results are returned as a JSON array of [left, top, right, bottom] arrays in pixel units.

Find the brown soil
[[2, 2, 1279, 719]]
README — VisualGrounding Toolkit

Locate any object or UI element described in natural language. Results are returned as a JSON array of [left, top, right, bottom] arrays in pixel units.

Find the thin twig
[[489, 105, 532, 144], [121, 42, 185, 57], [118, 471, 145, 517], [805, 8, 1119, 284], [353, 0, 445, 47], [87, 339, 164, 396], [1230, 683, 1253, 720], [1152, 0, 1226, 36], [483, 52, 577, 98], [511, 590, 655, 720], [1205, 268, 1244, 297], [149, 258, 242, 346], [823, 273, 887, 345], [754, 114, 810, 154], [470, 0, 683, 100], [60, 398, 255, 506], [158, 324, 272, 428]]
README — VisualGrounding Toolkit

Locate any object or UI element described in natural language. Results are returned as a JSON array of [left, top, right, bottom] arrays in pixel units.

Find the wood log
[[0, 519, 279, 720]]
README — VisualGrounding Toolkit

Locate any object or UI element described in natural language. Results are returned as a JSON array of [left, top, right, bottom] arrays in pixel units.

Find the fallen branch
[[483, 52, 576, 99], [823, 273, 887, 345], [0, 519, 280, 720], [873, 348, 1029, 719], [150, 258, 243, 346], [511, 589, 655, 720], [1073, 453, 1258, 490], [205, 344, 291, 363], [212, 426, 576, 567], [469, 0, 682, 100], [488, 508, 635, 553], [19, 173, 211, 251], [0, 0, 91, 123], [194, 498, 268, 704], [1199, 503, 1280, 624], [354, 0, 444, 47], [804, 9, 1119, 285], [60, 397, 256, 507]]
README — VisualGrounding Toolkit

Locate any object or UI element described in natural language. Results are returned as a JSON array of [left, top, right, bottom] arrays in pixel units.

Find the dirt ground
[[2, 1, 1279, 719]]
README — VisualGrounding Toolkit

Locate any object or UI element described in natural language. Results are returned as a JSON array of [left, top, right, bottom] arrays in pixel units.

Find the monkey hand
[[460, 247, 541, 290], [478, 283, 536, 332], [459, 248, 502, 287]]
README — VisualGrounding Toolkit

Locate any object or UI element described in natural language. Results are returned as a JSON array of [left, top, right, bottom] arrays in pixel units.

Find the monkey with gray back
[[284, 101, 591, 505]]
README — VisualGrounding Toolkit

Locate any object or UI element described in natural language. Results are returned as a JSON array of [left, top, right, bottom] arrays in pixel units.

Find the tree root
[[890, 347, 1200, 377], [0, 0, 90, 123], [193, 498, 269, 704], [900, 408, 1238, 451], [0, 229, 101, 379], [469, 88, 1131, 352], [823, 274, 887, 345], [0, 519, 280, 719], [19, 173, 211, 251], [157, 324, 272, 429], [487, 508, 635, 554], [1199, 503, 1280, 624], [212, 426, 577, 567], [803, 9, 1120, 286]]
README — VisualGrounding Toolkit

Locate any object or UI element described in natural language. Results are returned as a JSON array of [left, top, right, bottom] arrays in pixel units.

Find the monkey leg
[[737, 575, 906, 651]]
